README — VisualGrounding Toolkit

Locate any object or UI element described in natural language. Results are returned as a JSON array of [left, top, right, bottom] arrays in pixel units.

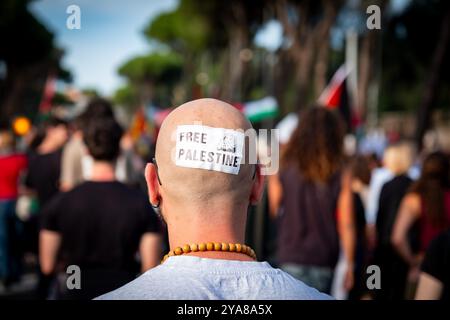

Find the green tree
[[113, 84, 139, 112], [117, 52, 183, 107], [0, 0, 70, 121], [379, 0, 450, 148], [144, 0, 268, 102], [276, 0, 345, 109]]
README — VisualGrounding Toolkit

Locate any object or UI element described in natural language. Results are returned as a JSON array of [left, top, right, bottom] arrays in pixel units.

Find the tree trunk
[[220, 2, 248, 102], [1, 64, 30, 121], [313, 0, 339, 98], [415, 7, 450, 151], [139, 80, 154, 107], [277, 0, 341, 109], [358, 30, 376, 121], [294, 37, 315, 108]]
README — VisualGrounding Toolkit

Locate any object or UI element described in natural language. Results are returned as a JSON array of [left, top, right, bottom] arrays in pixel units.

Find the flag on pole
[[242, 96, 278, 122], [129, 107, 149, 141], [318, 65, 353, 131], [318, 65, 350, 108]]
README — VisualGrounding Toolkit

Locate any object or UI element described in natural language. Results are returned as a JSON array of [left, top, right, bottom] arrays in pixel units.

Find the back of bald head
[[155, 98, 255, 206]]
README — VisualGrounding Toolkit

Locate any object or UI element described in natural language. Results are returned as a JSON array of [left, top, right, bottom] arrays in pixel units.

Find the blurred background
[[1, 0, 449, 144], [1, 0, 450, 300]]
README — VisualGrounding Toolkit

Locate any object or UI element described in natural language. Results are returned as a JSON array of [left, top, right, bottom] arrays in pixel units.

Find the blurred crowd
[[266, 107, 450, 300], [0, 98, 449, 300], [1, 98, 162, 299]]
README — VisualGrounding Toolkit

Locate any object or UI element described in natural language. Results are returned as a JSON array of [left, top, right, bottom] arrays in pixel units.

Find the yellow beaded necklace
[[161, 242, 257, 263]]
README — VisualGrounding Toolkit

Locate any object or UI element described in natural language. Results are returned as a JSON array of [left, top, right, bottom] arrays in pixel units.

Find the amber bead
[[161, 242, 256, 264]]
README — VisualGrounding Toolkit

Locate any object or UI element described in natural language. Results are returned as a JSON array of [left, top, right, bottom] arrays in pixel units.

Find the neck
[[165, 203, 253, 261], [38, 139, 57, 154], [90, 160, 116, 182]]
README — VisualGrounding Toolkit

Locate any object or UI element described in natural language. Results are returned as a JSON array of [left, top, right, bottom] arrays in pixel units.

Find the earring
[[151, 198, 160, 209]]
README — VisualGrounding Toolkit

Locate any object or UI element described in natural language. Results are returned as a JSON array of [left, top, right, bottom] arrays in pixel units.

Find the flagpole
[[345, 29, 358, 117]]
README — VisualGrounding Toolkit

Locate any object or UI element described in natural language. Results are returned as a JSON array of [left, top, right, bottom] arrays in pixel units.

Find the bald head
[[153, 98, 256, 207]]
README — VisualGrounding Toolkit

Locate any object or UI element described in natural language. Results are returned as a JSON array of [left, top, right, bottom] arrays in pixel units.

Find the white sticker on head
[[175, 125, 244, 175]]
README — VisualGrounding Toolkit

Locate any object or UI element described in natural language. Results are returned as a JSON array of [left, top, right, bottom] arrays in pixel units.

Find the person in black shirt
[[39, 117, 161, 299], [373, 143, 415, 300], [25, 117, 68, 207], [347, 155, 371, 300], [416, 230, 450, 300], [22, 118, 68, 298]]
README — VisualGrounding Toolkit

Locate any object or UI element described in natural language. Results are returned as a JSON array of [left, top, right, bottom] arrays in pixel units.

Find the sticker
[[175, 125, 245, 175]]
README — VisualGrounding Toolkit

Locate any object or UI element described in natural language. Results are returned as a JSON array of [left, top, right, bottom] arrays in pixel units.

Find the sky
[[30, 0, 178, 96]]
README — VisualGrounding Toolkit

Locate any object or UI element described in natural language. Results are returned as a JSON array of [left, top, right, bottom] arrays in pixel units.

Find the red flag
[[317, 65, 349, 108], [318, 65, 354, 131]]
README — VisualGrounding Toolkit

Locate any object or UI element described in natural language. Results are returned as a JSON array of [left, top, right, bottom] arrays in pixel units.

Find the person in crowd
[[25, 117, 68, 209], [22, 116, 68, 293], [39, 117, 161, 299], [60, 98, 115, 192], [365, 144, 419, 247], [0, 127, 28, 287], [367, 147, 396, 224], [373, 142, 415, 300], [267, 106, 355, 295], [59, 117, 86, 192], [347, 155, 371, 300], [392, 151, 450, 296], [415, 229, 450, 300], [23, 117, 68, 298], [61, 98, 141, 191], [97, 98, 330, 300]]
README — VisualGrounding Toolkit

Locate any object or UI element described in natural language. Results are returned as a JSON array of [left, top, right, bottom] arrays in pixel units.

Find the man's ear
[[145, 163, 160, 206], [249, 164, 265, 205]]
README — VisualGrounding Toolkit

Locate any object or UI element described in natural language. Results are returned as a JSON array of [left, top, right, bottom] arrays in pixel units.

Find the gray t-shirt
[[96, 256, 331, 300]]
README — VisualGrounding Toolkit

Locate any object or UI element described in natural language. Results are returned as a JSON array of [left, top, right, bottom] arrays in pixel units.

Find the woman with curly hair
[[268, 106, 355, 294]]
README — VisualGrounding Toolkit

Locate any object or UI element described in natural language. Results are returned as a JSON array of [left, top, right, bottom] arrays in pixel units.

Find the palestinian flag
[[242, 96, 278, 122], [318, 65, 353, 131]]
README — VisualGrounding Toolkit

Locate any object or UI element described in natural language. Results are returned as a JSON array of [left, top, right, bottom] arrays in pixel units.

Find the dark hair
[[348, 155, 371, 185], [78, 98, 115, 131], [44, 117, 68, 129], [29, 116, 67, 151], [83, 118, 123, 161], [83, 98, 114, 119], [282, 106, 345, 182], [410, 151, 450, 227]]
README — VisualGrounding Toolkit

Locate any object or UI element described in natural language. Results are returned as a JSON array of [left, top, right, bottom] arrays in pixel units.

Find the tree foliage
[[118, 52, 183, 84], [116, 0, 449, 145], [0, 0, 70, 120], [113, 84, 139, 108]]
